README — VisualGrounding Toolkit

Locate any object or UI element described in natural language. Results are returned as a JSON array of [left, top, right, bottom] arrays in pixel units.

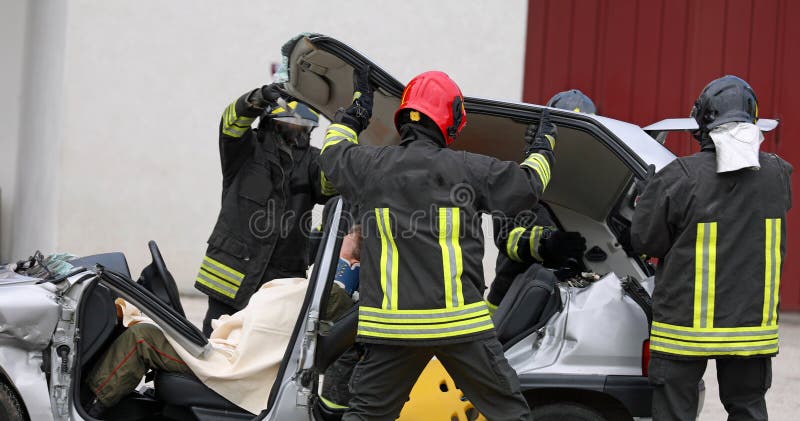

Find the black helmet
[[690, 75, 758, 137], [546, 89, 597, 114]]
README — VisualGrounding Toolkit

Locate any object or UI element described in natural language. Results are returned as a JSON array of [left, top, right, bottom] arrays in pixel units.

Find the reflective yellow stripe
[[544, 134, 556, 149], [773, 219, 782, 323], [529, 226, 544, 261], [322, 124, 358, 152], [650, 336, 778, 357], [439, 208, 465, 308], [201, 256, 244, 287], [221, 101, 254, 138], [763, 218, 773, 325], [530, 154, 551, 182], [357, 303, 494, 340], [486, 300, 498, 315], [320, 173, 337, 196], [360, 315, 492, 331], [375, 208, 399, 310], [357, 322, 494, 340], [506, 226, 526, 263], [360, 301, 486, 316], [359, 303, 489, 325], [319, 396, 348, 410], [693, 222, 716, 328], [706, 223, 717, 328], [320, 138, 345, 154], [651, 322, 778, 342], [196, 270, 237, 299], [653, 321, 778, 333], [521, 152, 551, 190], [763, 218, 781, 326]]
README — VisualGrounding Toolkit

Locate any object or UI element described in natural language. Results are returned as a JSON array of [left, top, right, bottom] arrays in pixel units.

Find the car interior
[[70, 247, 252, 421]]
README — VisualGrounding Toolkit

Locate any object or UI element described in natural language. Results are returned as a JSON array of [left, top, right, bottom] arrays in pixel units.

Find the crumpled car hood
[[0, 269, 60, 350]]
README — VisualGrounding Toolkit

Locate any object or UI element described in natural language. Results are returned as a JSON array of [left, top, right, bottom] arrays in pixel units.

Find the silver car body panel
[[0, 268, 63, 421], [0, 282, 60, 350], [0, 341, 54, 421], [506, 272, 650, 376]]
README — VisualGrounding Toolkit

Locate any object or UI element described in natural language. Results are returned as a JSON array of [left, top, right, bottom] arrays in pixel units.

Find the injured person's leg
[[87, 323, 192, 415]]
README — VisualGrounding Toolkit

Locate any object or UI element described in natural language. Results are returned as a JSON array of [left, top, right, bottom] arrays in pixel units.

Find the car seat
[[492, 264, 562, 349]]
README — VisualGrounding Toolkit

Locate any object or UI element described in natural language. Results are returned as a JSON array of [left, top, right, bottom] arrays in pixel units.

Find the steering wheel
[[143, 240, 186, 317]]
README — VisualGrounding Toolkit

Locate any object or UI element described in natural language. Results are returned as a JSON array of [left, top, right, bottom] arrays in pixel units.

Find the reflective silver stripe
[[700, 223, 711, 328], [693, 222, 717, 329], [651, 325, 778, 338], [440, 208, 462, 307], [359, 304, 488, 321], [221, 102, 254, 138], [327, 125, 356, 141], [650, 338, 778, 354], [530, 226, 543, 261], [358, 317, 494, 336], [507, 227, 524, 262], [766, 218, 778, 325], [376, 209, 397, 310], [196, 271, 237, 297], [201, 257, 243, 286]]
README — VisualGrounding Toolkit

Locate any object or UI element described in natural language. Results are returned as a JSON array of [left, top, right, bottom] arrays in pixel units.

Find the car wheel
[[532, 402, 607, 421], [0, 381, 26, 421]]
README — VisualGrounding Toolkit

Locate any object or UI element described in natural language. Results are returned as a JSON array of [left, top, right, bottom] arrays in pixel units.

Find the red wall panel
[[524, 0, 800, 309]]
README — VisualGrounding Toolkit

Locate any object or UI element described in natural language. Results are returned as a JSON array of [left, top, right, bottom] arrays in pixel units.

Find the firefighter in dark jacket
[[319, 68, 557, 421], [631, 75, 792, 421], [488, 90, 593, 310], [196, 84, 331, 335]]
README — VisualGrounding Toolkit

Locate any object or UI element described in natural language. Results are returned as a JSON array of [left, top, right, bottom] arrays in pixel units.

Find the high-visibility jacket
[[319, 123, 553, 345], [194, 93, 330, 309], [632, 149, 792, 359], [488, 207, 555, 309]]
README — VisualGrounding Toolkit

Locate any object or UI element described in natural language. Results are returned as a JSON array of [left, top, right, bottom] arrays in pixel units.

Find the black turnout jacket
[[318, 122, 554, 346], [632, 147, 792, 359]]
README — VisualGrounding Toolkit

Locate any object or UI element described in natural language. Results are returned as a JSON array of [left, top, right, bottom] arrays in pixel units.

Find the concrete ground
[[181, 294, 800, 419]]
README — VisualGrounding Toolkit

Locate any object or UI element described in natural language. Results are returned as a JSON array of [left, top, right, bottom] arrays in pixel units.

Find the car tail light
[[642, 339, 651, 376]]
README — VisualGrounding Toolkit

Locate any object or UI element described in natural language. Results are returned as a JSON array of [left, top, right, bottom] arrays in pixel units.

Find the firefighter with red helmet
[[632, 75, 792, 420], [318, 67, 557, 420]]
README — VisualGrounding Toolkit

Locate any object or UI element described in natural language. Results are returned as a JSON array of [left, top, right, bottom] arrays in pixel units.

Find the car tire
[[0, 381, 26, 421], [531, 402, 607, 421]]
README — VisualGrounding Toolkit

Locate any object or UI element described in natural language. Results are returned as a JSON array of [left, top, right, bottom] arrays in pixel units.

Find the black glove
[[539, 230, 587, 267], [524, 109, 558, 156], [247, 83, 283, 109], [334, 64, 373, 134], [634, 164, 656, 195]]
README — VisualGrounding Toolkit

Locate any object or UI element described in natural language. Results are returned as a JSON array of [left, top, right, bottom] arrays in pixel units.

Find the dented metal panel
[[0, 275, 60, 350]]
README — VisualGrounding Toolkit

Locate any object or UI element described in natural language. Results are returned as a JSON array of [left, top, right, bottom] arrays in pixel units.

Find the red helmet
[[394, 71, 467, 145]]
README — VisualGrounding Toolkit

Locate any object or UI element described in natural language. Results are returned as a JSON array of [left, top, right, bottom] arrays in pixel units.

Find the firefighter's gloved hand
[[539, 230, 586, 267], [634, 164, 656, 194], [247, 83, 283, 109], [334, 64, 373, 134], [524, 109, 557, 156]]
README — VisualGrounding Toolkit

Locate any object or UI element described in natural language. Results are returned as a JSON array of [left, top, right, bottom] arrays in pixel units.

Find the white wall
[[7, 0, 528, 292], [0, 0, 29, 263]]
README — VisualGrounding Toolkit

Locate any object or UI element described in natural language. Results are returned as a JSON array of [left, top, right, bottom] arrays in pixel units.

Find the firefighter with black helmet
[[546, 89, 597, 114], [195, 84, 331, 336], [632, 75, 792, 421], [318, 67, 555, 420], [487, 89, 593, 310]]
